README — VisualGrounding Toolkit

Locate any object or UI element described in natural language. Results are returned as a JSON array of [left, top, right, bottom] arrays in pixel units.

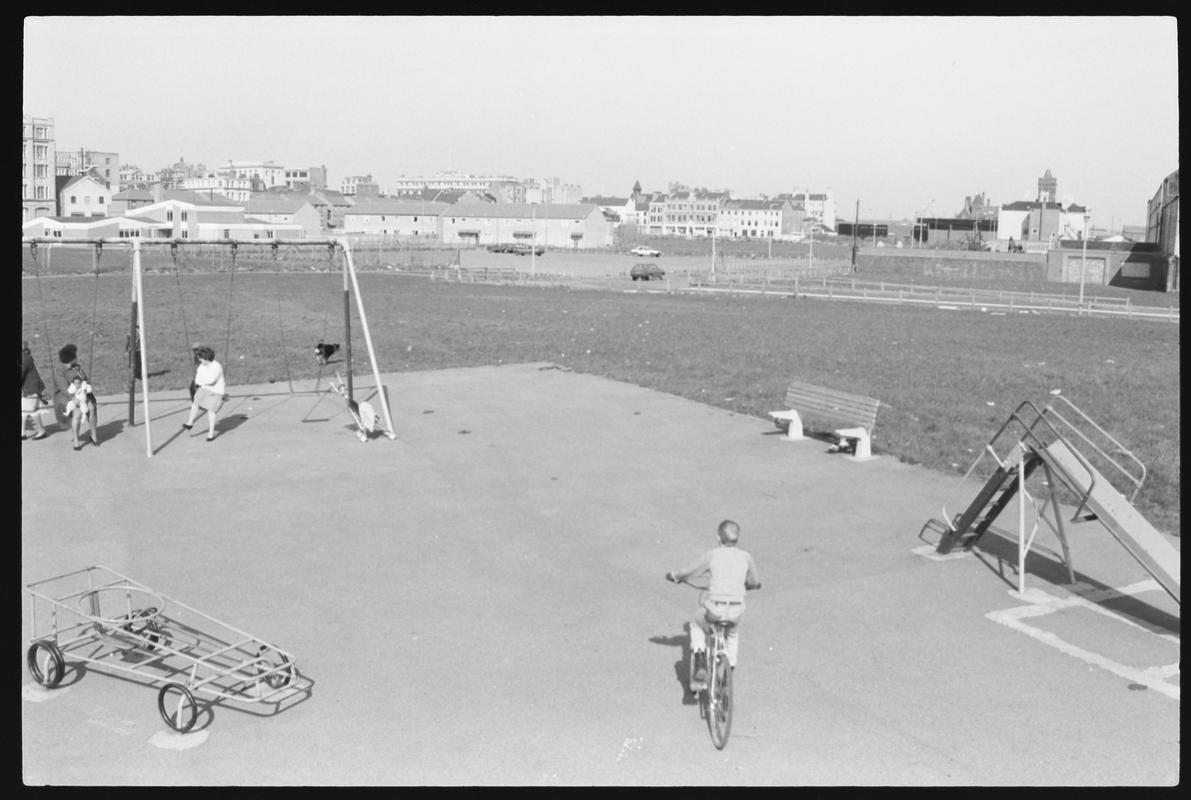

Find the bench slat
[[781, 381, 880, 429]]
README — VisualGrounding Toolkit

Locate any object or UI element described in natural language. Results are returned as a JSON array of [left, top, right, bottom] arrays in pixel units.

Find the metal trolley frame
[[26, 565, 304, 733]]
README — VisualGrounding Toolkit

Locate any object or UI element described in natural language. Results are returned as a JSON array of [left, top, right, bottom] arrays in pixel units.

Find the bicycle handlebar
[[667, 572, 760, 591]]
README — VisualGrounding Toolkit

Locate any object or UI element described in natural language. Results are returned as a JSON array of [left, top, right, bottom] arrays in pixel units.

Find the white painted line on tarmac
[[910, 544, 971, 562], [986, 583, 1180, 700]]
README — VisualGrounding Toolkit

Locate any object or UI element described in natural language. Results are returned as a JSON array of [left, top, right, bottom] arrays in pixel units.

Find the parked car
[[631, 262, 666, 281], [487, 243, 514, 253], [512, 243, 545, 256], [630, 246, 662, 257]]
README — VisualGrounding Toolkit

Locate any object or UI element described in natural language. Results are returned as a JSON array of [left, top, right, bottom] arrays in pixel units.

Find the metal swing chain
[[220, 243, 237, 385], [87, 242, 102, 379]]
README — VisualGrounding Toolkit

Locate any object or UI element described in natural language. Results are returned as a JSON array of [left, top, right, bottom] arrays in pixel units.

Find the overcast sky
[[24, 16, 1177, 226]]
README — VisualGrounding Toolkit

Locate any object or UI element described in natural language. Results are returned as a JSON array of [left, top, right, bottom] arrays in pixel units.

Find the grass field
[[22, 270, 1180, 536]]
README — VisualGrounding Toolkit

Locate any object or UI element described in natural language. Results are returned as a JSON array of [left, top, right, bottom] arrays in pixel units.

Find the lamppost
[[1078, 211, 1091, 310]]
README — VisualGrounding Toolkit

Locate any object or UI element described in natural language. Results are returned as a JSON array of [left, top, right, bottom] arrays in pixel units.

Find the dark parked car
[[512, 243, 545, 256], [631, 262, 666, 281]]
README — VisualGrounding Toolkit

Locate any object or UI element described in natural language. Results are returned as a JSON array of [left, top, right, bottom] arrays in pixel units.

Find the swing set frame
[[22, 236, 397, 458]]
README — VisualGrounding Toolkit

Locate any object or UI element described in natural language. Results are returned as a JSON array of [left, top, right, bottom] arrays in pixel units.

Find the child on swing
[[63, 373, 94, 451], [58, 343, 100, 450]]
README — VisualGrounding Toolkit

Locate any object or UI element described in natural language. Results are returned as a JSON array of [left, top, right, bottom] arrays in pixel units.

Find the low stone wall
[[856, 249, 1047, 282]]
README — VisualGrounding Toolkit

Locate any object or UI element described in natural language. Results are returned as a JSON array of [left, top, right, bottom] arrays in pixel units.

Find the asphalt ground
[[21, 363, 1180, 785]]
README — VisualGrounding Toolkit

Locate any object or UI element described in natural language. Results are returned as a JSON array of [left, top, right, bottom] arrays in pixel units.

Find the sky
[[24, 16, 1178, 226]]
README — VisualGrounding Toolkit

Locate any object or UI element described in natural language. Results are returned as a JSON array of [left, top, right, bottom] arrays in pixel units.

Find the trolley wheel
[[27, 640, 65, 688], [158, 682, 200, 733], [259, 647, 295, 689], [708, 653, 734, 750], [356, 429, 368, 442]]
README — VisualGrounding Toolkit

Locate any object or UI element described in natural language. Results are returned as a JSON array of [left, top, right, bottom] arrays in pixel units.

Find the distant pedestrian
[[58, 343, 100, 448], [20, 341, 48, 441], [182, 344, 226, 442]]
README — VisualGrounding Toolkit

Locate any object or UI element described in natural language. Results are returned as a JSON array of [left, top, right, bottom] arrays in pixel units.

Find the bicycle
[[666, 574, 736, 750]]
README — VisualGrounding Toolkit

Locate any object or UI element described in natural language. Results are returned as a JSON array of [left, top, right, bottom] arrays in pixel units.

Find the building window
[[167, 211, 174, 221], [70, 195, 77, 203], [99, 197, 104, 204], [181, 211, 188, 221]]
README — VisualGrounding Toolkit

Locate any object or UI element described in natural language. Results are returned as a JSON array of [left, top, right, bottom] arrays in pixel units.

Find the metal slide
[[934, 396, 1177, 605], [1039, 438, 1180, 605]]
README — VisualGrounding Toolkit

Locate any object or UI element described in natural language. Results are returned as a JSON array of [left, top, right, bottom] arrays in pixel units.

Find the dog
[[315, 341, 340, 365]]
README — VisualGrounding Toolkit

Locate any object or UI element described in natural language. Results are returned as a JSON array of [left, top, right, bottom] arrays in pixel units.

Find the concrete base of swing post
[[769, 410, 809, 442]]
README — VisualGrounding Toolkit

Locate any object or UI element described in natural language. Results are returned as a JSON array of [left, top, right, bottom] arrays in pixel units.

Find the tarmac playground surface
[[21, 363, 1180, 785]]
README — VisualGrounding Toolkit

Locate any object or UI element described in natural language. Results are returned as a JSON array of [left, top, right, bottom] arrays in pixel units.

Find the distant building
[[310, 189, 353, 229], [440, 203, 613, 249], [56, 148, 120, 193], [389, 171, 530, 203], [23, 192, 304, 242], [1146, 169, 1179, 292], [341, 201, 450, 238], [57, 173, 112, 218], [219, 160, 285, 190], [341, 174, 380, 199], [789, 188, 836, 231], [582, 195, 633, 225], [119, 165, 153, 190], [718, 198, 796, 239], [107, 188, 155, 216], [23, 115, 57, 221], [181, 175, 253, 204], [646, 189, 730, 237], [245, 194, 325, 236], [995, 170, 1090, 243], [523, 177, 583, 205], [284, 165, 327, 191]]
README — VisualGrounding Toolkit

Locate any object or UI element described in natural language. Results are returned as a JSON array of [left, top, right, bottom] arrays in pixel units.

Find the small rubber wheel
[[27, 640, 65, 688], [259, 647, 294, 689], [158, 683, 199, 733]]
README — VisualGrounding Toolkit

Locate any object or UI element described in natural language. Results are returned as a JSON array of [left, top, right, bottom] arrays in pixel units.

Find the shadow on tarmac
[[973, 531, 1180, 634]]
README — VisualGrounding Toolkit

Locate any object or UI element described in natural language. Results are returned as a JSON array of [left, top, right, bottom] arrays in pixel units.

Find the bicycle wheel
[[708, 651, 734, 749], [27, 640, 65, 688], [158, 682, 200, 733]]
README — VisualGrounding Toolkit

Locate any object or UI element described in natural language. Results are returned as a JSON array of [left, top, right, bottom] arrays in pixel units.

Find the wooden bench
[[769, 381, 881, 460]]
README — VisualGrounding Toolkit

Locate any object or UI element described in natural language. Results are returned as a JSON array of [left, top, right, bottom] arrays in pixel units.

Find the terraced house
[[718, 198, 796, 239], [439, 203, 614, 249], [645, 189, 729, 237]]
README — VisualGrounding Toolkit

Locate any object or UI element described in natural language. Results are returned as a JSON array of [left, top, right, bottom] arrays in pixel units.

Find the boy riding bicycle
[[666, 519, 762, 685]]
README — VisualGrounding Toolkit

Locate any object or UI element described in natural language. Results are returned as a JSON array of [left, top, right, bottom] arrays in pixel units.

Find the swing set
[[22, 236, 397, 457]]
